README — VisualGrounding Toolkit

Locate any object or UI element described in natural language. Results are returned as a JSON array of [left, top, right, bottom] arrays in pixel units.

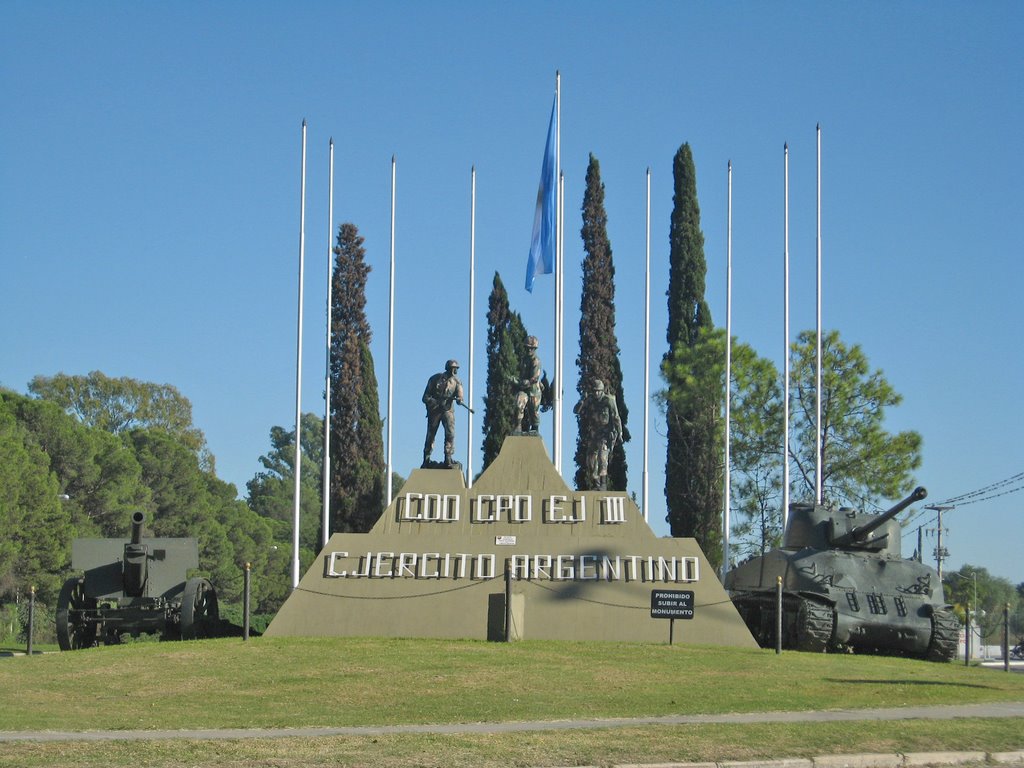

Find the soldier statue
[[573, 378, 622, 490], [422, 359, 465, 468], [513, 336, 544, 434]]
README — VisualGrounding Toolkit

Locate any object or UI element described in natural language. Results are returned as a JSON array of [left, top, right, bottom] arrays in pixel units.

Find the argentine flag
[[526, 95, 557, 293]]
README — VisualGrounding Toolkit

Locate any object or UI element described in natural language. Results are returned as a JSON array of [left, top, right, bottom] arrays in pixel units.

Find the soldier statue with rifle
[[422, 359, 470, 468], [573, 378, 622, 490]]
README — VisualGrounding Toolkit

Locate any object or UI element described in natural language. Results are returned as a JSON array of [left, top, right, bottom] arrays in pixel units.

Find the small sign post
[[650, 589, 695, 645]]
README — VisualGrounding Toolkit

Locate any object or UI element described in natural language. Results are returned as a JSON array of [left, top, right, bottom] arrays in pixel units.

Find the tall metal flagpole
[[467, 167, 476, 488], [815, 124, 823, 504], [557, 169, 564, 469], [323, 138, 334, 550], [554, 71, 563, 473], [723, 161, 733, 574], [387, 155, 396, 506], [642, 168, 651, 521], [292, 119, 307, 590], [783, 143, 791, 529]]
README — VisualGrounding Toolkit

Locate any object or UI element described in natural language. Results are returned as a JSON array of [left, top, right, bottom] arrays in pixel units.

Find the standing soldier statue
[[573, 378, 622, 490], [513, 335, 545, 434], [422, 359, 465, 468]]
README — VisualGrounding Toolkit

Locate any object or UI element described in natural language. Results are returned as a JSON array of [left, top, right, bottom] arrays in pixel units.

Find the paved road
[[1, 701, 1023, 743]]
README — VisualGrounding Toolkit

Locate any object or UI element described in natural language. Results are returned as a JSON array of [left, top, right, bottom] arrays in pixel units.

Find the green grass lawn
[[1, 636, 1022, 767]]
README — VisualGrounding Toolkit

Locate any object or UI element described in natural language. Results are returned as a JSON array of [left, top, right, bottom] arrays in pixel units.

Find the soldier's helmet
[[445, 359, 460, 372], [591, 379, 605, 393], [526, 335, 539, 349]]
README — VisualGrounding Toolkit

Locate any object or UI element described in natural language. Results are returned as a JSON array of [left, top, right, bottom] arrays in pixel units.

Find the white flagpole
[[387, 155, 396, 506], [467, 166, 476, 488], [723, 161, 733, 575], [815, 124, 823, 504], [292, 119, 307, 590], [643, 167, 651, 522], [557, 169, 564, 469], [783, 143, 791, 529], [554, 71, 563, 472], [323, 138, 334, 551]]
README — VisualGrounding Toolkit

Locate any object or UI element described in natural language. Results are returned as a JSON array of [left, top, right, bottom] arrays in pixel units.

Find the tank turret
[[725, 487, 958, 662]]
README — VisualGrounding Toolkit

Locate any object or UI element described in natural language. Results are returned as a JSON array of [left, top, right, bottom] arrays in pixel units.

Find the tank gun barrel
[[851, 486, 927, 541]]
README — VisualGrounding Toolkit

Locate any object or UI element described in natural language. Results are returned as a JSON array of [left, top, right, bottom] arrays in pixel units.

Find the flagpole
[[292, 119, 307, 590], [723, 160, 733, 575], [815, 124, 822, 504], [783, 143, 791, 530], [386, 155, 396, 507], [467, 166, 476, 488], [323, 137, 334, 551], [643, 167, 651, 522], [554, 70, 563, 473]]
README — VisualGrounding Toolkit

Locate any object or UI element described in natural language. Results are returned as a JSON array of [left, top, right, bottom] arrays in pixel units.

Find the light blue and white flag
[[526, 96, 557, 292]]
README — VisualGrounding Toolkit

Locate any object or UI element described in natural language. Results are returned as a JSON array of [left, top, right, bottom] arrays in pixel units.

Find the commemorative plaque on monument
[[265, 436, 756, 646]]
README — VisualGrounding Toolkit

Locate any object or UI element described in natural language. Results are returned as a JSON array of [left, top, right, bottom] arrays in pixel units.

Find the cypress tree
[[574, 154, 629, 490], [662, 144, 722, 567], [482, 272, 530, 471], [328, 223, 385, 533]]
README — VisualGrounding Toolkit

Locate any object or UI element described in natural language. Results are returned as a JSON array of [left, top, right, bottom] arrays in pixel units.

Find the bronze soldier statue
[[573, 378, 622, 490], [422, 359, 465, 468], [514, 336, 544, 434]]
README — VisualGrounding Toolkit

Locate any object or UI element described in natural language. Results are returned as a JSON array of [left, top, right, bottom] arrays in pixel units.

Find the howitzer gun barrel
[[130, 510, 146, 545], [852, 486, 927, 540]]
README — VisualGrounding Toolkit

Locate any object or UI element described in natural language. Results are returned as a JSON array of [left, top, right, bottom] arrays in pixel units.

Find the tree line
[[2, 141, 936, 626]]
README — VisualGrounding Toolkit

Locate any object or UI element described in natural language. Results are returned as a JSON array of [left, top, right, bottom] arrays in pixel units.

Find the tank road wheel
[[791, 596, 835, 653], [924, 608, 959, 662], [56, 578, 98, 651], [180, 577, 219, 640]]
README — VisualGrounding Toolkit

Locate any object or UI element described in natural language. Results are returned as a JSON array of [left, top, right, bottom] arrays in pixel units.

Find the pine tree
[[328, 223, 385, 533], [662, 144, 723, 568], [574, 154, 630, 490], [482, 272, 530, 471]]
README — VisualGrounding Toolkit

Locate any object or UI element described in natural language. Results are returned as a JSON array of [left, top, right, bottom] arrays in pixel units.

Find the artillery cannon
[[725, 487, 959, 661], [56, 511, 219, 650]]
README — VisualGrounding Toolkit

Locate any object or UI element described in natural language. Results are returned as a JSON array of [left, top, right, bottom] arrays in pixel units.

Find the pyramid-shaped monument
[[265, 436, 756, 646]]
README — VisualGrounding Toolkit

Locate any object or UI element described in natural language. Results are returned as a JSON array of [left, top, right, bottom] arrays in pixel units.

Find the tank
[[724, 487, 958, 661], [56, 511, 219, 650]]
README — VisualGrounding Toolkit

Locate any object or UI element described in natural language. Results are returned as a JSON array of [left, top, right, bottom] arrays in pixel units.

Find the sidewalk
[[2, 701, 1023, 743]]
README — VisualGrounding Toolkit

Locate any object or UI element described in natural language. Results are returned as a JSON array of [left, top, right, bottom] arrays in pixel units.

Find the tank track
[[792, 596, 835, 652], [731, 592, 835, 653], [923, 608, 959, 662]]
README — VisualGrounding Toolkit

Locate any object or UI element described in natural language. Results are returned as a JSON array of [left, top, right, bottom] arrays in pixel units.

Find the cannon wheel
[[56, 577, 98, 651], [180, 577, 219, 640]]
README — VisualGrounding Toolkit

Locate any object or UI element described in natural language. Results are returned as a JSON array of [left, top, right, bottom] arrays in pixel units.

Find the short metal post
[[965, 601, 971, 667], [243, 562, 251, 641], [669, 618, 675, 645], [775, 576, 783, 654], [1005, 603, 1011, 672], [27, 586, 35, 656]]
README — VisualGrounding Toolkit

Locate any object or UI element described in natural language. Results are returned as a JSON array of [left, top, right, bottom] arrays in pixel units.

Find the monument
[[266, 436, 756, 647]]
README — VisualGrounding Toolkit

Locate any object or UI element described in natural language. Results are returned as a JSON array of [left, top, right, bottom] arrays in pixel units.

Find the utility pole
[[925, 504, 953, 580]]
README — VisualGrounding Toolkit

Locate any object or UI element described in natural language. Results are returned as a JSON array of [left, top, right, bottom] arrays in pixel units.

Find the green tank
[[56, 511, 219, 650], [725, 487, 958, 661]]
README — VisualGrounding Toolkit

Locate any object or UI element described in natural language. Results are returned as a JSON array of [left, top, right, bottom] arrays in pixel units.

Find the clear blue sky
[[3, 2, 1022, 585]]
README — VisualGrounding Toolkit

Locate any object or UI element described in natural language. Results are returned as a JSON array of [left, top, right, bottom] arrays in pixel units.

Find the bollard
[[775, 576, 783, 655], [1005, 603, 1011, 673], [27, 586, 36, 656], [965, 601, 971, 667], [243, 562, 251, 641]]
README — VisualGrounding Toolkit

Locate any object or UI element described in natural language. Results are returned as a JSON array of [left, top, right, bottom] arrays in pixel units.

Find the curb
[[606, 751, 1024, 768]]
